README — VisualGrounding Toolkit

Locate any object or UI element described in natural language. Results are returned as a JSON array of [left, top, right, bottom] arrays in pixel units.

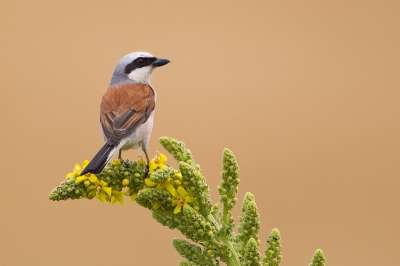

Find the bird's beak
[[152, 58, 170, 67]]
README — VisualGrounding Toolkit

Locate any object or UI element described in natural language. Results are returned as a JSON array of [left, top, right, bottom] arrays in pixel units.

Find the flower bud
[[309, 249, 325, 266], [243, 238, 261, 266], [87, 190, 96, 199], [263, 228, 282, 266], [159, 137, 197, 167], [178, 161, 212, 217], [136, 188, 171, 210], [172, 238, 214, 266], [175, 172, 183, 179], [237, 200, 260, 250]]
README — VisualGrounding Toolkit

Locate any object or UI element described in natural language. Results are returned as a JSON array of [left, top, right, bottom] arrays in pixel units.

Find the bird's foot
[[117, 156, 129, 169]]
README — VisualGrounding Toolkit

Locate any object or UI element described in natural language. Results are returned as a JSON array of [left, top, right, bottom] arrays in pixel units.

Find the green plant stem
[[222, 202, 229, 236], [207, 215, 241, 266]]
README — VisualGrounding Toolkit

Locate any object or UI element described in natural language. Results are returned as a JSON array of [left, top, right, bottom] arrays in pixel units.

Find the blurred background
[[1, 1, 399, 265]]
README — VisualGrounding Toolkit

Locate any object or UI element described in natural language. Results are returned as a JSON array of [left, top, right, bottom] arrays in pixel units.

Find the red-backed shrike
[[81, 52, 170, 176]]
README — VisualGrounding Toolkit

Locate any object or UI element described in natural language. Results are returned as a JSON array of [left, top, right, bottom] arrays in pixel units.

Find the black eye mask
[[124, 57, 157, 74]]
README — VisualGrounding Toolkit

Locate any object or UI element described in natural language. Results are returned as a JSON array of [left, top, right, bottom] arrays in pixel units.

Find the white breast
[[119, 111, 155, 151]]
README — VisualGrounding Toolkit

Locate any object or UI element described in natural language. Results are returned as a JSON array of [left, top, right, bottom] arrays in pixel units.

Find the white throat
[[127, 66, 155, 84]]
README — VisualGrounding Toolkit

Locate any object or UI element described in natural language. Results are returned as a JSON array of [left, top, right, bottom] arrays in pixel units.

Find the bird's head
[[110, 52, 170, 86]]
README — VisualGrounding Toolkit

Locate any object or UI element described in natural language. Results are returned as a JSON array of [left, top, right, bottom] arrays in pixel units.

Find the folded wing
[[100, 83, 155, 145]]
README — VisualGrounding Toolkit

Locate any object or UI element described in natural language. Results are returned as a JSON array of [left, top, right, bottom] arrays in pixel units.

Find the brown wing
[[100, 83, 155, 145]]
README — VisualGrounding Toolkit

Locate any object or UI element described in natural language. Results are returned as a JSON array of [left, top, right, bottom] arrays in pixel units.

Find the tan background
[[1, 1, 399, 265]]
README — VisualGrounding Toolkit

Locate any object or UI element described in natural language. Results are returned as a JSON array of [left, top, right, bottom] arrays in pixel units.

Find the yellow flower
[[86, 176, 112, 203], [145, 177, 174, 191], [66, 173, 75, 179], [122, 179, 129, 186], [76, 172, 98, 183], [124, 188, 138, 203], [130, 193, 138, 202], [113, 159, 121, 166], [167, 186, 196, 214], [148, 153, 168, 172], [144, 178, 177, 210], [66, 160, 89, 178], [110, 190, 124, 205]]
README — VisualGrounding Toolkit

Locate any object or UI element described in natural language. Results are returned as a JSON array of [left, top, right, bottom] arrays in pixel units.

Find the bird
[[80, 52, 170, 176]]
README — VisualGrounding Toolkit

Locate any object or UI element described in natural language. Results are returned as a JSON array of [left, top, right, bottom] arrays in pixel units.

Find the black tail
[[81, 143, 116, 175]]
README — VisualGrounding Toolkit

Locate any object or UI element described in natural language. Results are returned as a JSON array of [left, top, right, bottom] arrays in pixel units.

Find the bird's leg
[[142, 142, 150, 177], [119, 149, 129, 168]]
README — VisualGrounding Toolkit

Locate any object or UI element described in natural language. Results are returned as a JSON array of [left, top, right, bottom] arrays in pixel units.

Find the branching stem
[[207, 215, 241, 266]]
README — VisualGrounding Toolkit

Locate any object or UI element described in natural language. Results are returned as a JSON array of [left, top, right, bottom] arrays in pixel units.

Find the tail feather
[[81, 143, 117, 175]]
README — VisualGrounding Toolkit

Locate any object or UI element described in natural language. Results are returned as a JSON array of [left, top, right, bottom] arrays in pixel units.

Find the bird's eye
[[137, 58, 145, 65]]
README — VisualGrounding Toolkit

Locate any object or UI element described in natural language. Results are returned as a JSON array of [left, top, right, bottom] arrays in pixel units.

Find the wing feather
[[100, 83, 155, 145]]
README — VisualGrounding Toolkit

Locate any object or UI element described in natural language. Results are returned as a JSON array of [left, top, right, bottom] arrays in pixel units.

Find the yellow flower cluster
[[60, 152, 197, 211], [148, 152, 168, 172], [65, 160, 125, 205], [52, 141, 204, 220], [66, 160, 90, 178], [143, 153, 197, 213]]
